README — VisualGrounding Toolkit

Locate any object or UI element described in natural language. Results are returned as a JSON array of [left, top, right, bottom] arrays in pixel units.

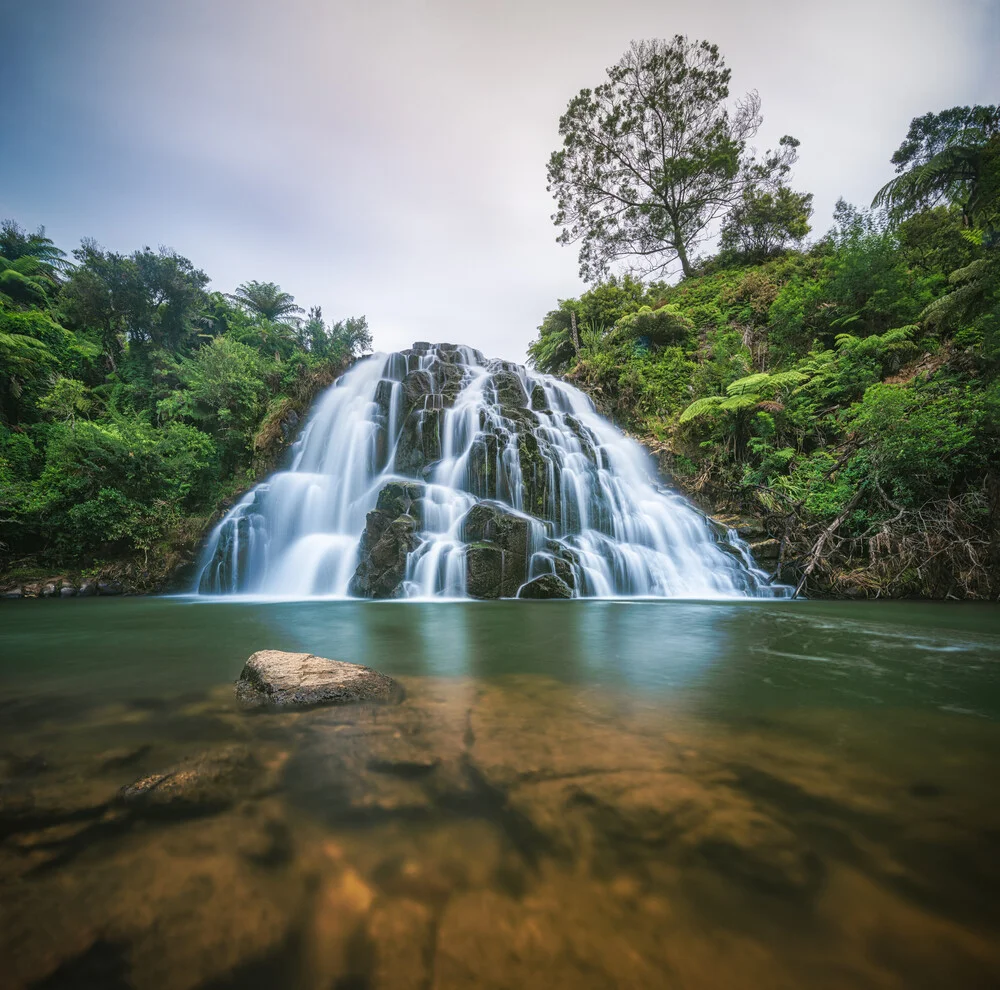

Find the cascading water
[[194, 342, 789, 599]]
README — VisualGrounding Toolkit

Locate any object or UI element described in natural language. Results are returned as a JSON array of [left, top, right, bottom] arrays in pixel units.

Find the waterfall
[[194, 343, 789, 599]]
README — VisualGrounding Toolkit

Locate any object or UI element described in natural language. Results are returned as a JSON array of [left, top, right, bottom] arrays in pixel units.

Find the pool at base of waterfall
[[194, 342, 790, 600], [1, 597, 999, 989]]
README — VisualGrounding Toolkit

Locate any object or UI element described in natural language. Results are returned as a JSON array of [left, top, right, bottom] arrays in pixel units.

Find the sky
[[4, 0, 998, 362]]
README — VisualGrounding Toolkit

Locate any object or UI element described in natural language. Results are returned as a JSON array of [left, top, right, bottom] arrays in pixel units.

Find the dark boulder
[[466, 433, 501, 499], [402, 370, 434, 411], [374, 481, 425, 522], [350, 482, 424, 598], [465, 545, 505, 600], [461, 500, 531, 559], [461, 501, 534, 598], [279, 408, 300, 442], [541, 542, 579, 590], [517, 574, 573, 599], [97, 580, 123, 596], [749, 538, 781, 564], [235, 650, 403, 709], [488, 370, 530, 422]]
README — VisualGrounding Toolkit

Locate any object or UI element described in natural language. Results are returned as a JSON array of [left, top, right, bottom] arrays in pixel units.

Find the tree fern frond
[[679, 395, 725, 423]]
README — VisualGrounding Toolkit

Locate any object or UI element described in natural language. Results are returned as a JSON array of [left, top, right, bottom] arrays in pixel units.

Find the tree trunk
[[675, 236, 693, 278], [570, 310, 581, 354]]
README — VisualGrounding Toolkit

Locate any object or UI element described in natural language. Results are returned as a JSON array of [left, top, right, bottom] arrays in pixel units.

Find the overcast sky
[[4, 0, 998, 361]]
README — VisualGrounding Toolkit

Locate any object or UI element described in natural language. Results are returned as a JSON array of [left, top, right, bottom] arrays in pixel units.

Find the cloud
[[3, 0, 997, 360]]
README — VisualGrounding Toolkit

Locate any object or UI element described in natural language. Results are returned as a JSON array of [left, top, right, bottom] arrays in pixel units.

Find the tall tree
[[60, 242, 209, 365], [0, 220, 70, 278], [872, 105, 1000, 226], [227, 281, 304, 324], [547, 36, 798, 280], [873, 105, 1000, 337]]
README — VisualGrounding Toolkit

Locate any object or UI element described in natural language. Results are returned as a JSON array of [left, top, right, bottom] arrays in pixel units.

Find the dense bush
[[0, 225, 371, 575]]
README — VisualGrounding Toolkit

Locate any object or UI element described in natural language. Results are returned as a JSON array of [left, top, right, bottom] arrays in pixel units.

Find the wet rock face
[[235, 651, 404, 709], [461, 501, 532, 599], [350, 482, 425, 598], [461, 500, 530, 558], [517, 574, 573, 599], [465, 545, 506, 600], [489, 369, 529, 417]]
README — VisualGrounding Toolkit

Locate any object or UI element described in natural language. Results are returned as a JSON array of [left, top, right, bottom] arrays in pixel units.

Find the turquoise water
[[1, 598, 999, 988]]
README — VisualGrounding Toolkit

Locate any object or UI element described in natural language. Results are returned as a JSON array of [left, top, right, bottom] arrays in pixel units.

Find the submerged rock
[[517, 574, 573, 599], [235, 650, 403, 709], [119, 745, 262, 816]]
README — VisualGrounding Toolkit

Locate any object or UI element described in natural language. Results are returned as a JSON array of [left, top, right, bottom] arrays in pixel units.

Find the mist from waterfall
[[194, 343, 788, 599]]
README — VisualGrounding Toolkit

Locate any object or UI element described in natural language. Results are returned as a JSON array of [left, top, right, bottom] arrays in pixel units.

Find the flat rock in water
[[236, 650, 403, 709], [119, 745, 261, 816]]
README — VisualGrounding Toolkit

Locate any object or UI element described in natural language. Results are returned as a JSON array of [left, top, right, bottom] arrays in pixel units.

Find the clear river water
[[1, 596, 999, 989]]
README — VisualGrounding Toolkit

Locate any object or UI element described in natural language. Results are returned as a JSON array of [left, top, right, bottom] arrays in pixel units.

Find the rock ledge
[[236, 650, 403, 709]]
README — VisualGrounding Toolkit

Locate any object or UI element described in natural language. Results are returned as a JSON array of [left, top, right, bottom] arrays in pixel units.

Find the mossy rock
[[350, 482, 426, 598], [517, 573, 573, 599], [530, 383, 550, 412]]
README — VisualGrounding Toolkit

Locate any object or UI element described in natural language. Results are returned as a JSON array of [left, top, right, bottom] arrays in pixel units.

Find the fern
[[678, 395, 725, 423], [725, 370, 807, 398], [719, 394, 759, 413], [726, 373, 771, 396]]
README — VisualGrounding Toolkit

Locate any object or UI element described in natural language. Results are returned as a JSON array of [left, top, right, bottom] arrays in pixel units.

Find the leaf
[[679, 395, 725, 423]]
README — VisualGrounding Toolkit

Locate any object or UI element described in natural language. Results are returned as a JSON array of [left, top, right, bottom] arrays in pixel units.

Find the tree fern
[[679, 395, 726, 423]]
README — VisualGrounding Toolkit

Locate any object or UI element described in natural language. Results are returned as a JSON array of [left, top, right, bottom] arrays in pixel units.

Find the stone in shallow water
[[118, 745, 262, 816], [517, 574, 573, 599], [235, 650, 403, 709]]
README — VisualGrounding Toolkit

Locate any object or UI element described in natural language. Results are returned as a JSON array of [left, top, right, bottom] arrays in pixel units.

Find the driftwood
[[794, 486, 865, 597]]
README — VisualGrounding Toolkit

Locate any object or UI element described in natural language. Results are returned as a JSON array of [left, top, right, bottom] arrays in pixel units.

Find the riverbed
[[1, 598, 999, 988]]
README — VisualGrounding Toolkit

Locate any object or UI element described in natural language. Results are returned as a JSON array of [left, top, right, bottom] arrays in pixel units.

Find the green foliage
[[719, 184, 813, 261], [848, 380, 986, 504], [528, 275, 655, 374], [873, 105, 999, 222], [0, 218, 369, 574], [38, 377, 92, 425], [533, 99, 999, 578], [614, 305, 694, 348], [158, 336, 270, 462], [21, 417, 217, 557], [227, 281, 304, 324]]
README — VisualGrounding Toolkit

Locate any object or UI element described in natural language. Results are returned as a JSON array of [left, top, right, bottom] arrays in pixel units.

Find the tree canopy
[[547, 36, 799, 280]]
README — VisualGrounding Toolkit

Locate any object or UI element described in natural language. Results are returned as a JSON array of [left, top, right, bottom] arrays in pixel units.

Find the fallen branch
[[794, 485, 865, 597]]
